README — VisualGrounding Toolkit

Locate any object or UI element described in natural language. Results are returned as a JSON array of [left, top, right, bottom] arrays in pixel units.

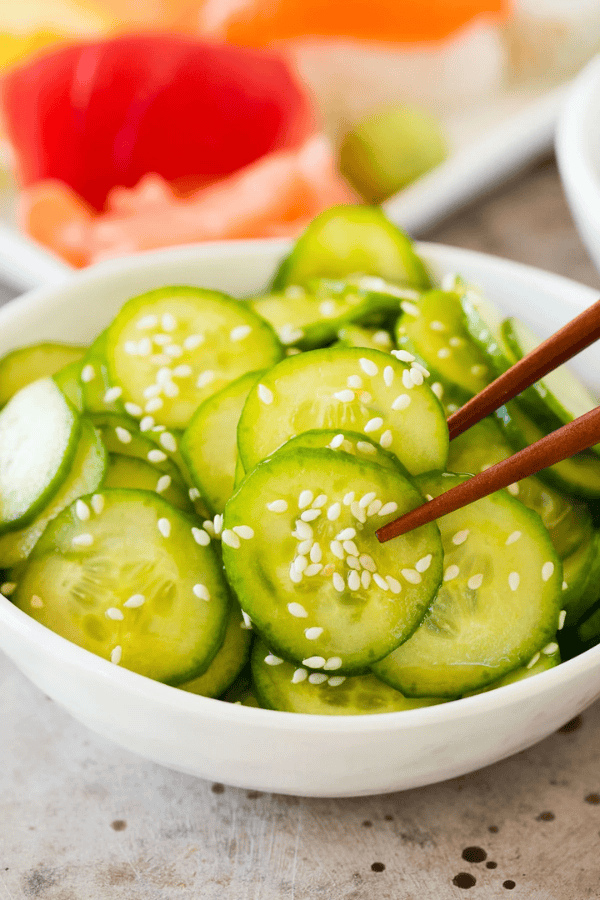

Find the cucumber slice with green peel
[[181, 370, 264, 515], [272, 206, 432, 290], [80, 331, 127, 416], [251, 639, 445, 715], [561, 530, 600, 625], [104, 454, 192, 512], [0, 342, 86, 407], [396, 290, 491, 400], [237, 347, 449, 476], [179, 602, 252, 698], [53, 359, 84, 412], [233, 454, 245, 490], [577, 600, 600, 645], [13, 489, 231, 685], [222, 675, 260, 707], [335, 324, 394, 352], [463, 640, 560, 696], [222, 448, 443, 674], [250, 277, 418, 351], [495, 402, 600, 499], [274, 428, 408, 475], [372, 472, 562, 698], [0, 419, 107, 569], [449, 416, 593, 560], [90, 412, 185, 482], [503, 317, 600, 454], [105, 286, 283, 429], [0, 378, 81, 534]]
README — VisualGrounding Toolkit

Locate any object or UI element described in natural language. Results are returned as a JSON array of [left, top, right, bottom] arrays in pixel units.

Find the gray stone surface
[[2, 158, 600, 898]]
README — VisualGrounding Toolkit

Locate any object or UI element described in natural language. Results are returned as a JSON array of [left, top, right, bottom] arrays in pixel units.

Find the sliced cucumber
[[54, 359, 84, 412], [103, 454, 192, 512], [460, 286, 513, 375], [372, 472, 562, 697], [181, 370, 264, 515], [335, 324, 394, 352], [396, 290, 491, 400], [233, 454, 245, 490], [577, 601, 600, 645], [272, 206, 431, 290], [561, 530, 600, 626], [0, 418, 107, 568], [273, 428, 408, 475], [448, 416, 593, 560], [0, 378, 80, 534], [178, 602, 252, 698], [91, 412, 184, 483], [14, 489, 230, 685], [463, 640, 560, 696], [0, 342, 86, 407], [80, 331, 126, 416], [495, 402, 600, 499], [250, 277, 416, 351], [237, 347, 448, 476], [251, 639, 445, 715], [105, 286, 283, 429], [222, 448, 443, 674], [503, 316, 600, 454]]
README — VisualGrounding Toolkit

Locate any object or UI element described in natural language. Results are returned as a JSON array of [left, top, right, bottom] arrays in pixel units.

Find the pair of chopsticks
[[376, 298, 600, 543]]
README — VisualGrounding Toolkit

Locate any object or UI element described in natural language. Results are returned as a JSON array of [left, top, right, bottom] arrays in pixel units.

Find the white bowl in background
[[0, 239, 599, 798], [556, 54, 600, 275]]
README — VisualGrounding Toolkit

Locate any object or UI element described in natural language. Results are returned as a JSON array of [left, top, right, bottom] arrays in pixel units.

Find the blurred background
[[0, 0, 599, 274]]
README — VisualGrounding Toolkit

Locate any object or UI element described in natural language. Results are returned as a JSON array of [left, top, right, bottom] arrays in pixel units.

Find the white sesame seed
[[403, 568, 423, 584], [155, 475, 172, 494], [373, 573, 389, 590], [359, 492, 377, 509], [470, 364, 488, 377], [329, 434, 345, 449], [104, 386, 122, 403], [305, 627, 324, 641], [163, 381, 180, 398], [401, 301, 420, 316], [294, 521, 313, 540], [115, 426, 132, 445], [265, 654, 283, 666], [348, 570, 361, 591], [508, 571, 520, 591], [222, 529, 241, 549], [124, 593, 145, 608], [148, 449, 167, 464], [558, 610, 566, 630], [278, 325, 304, 344], [562, 581, 568, 591], [426, 494, 434, 501], [431, 382, 444, 399], [157, 518, 171, 538], [288, 602, 308, 618], [241, 611, 253, 630], [452, 529, 470, 546], [361, 571, 372, 589], [310, 543, 322, 563], [184, 334, 205, 351], [257, 383, 274, 405], [81, 364, 96, 383], [30, 594, 44, 608], [414, 554, 432, 573], [386, 576, 402, 594], [333, 572, 345, 592], [110, 646, 122, 665], [542, 562, 555, 582], [409, 368, 424, 386], [347, 375, 363, 389], [172, 364, 193, 379], [294, 556, 308, 573], [327, 502, 342, 521], [346, 556, 361, 570], [267, 499, 288, 512], [359, 358, 378, 376], [309, 673, 328, 685], [336, 528, 356, 541], [449, 336, 465, 348], [526, 652, 540, 670], [140, 415, 155, 432], [233, 525, 254, 540], [145, 397, 164, 413], [319, 300, 337, 317], [360, 554, 377, 572], [137, 314, 158, 330], [197, 371, 216, 389], [298, 539, 313, 555], [312, 494, 328, 508], [334, 389, 355, 402], [73, 533, 94, 547], [193, 584, 211, 602], [203, 520, 216, 537], [161, 313, 176, 332], [391, 393, 411, 411], [106, 607, 124, 621], [437, 348, 451, 360], [466, 574, 483, 591], [343, 540, 359, 557], [378, 502, 398, 518], [364, 417, 384, 433], [393, 350, 416, 363], [367, 499, 383, 516], [507, 483, 519, 496], [543, 642, 559, 655], [0, 582, 16, 596], [123, 402, 142, 418], [429, 320, 446, 332], [443, 565, 459, 582], [328, 676, 346, 686], [230, 324, 252, 341], [298, 490, 314, 509], [401, 369, 414, 389], [358, 441, 377, 456], [150, 354, 171, 366], [213, 515, 223, 535], [165, 344, 183, 358], [292, 668, 308, 683], [189, 487, 201, 502], [75, 500, 90, 521], [143, 384, 161, 399], [330, 540, 345, 560], [379, 430, 393, 449], [302, 656, 326, 668], [343, 492, 355, 505], [382, 366, 395, 389], [91, 494, 104, 515], [191, 527, 210, 546], [322, 658, 342, 672], [137, 338, 153, 356], [506, 530, 522, 545], [290, 566, 302, 584]]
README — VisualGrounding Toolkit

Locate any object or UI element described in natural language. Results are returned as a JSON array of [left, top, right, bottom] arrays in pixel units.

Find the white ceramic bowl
[[556, 54, 600, 274], [1, 240, 599, 798]]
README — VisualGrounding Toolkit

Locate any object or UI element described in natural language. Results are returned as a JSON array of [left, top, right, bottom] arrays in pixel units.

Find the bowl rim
[[556, 53, 600, 215], [1, 236, 599, 735]]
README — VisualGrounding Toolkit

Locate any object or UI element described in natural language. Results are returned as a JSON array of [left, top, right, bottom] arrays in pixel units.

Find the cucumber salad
[[1, 205, 599, 715]]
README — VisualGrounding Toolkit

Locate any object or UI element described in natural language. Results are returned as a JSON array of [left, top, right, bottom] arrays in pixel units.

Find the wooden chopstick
[[447, 297, 600, 441], [377, 404, 600, 543]]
